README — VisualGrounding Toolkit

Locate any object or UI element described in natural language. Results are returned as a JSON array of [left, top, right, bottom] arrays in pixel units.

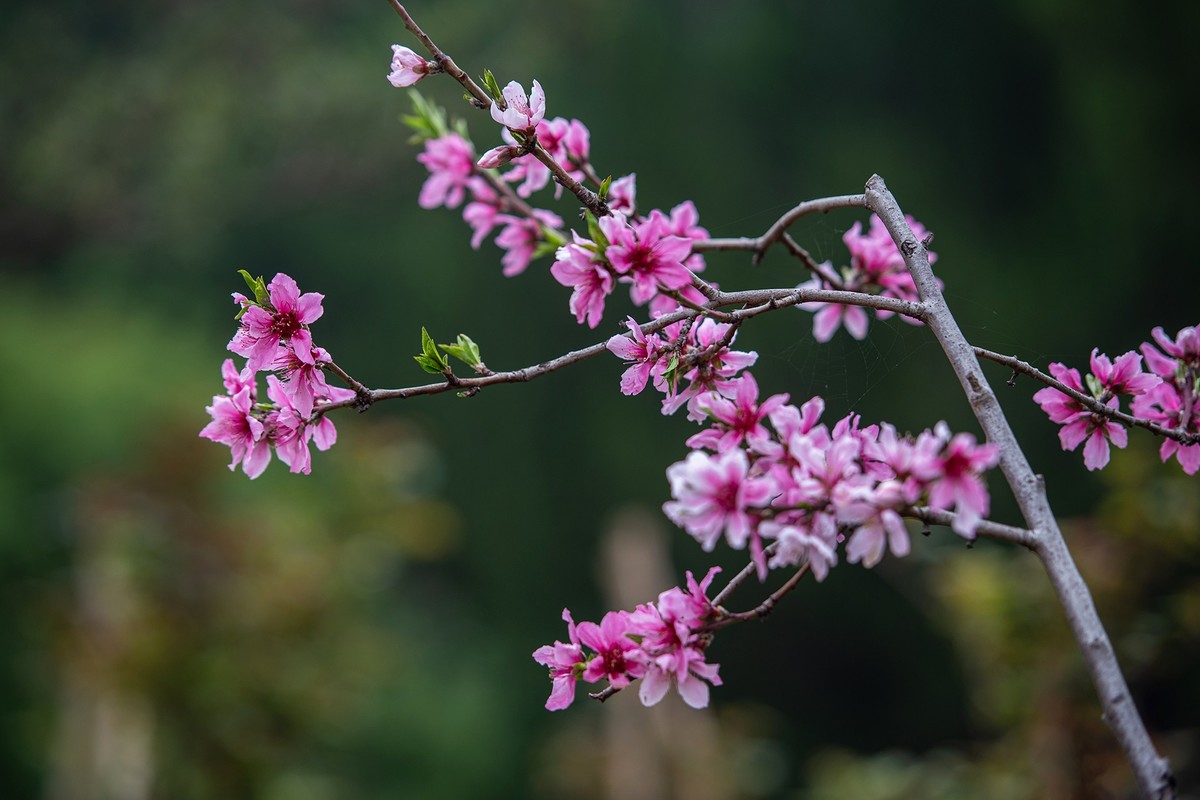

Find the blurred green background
[[2, 0, 1198, 798]]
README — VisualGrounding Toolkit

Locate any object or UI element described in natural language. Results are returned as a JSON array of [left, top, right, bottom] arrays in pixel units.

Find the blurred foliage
[[2, 0, 1198, 797]]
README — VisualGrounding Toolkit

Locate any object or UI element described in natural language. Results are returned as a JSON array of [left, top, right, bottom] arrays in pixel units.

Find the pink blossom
[[660, 318, 757, 419], [200, 376, 271, 479], [1144, 325, 1200, 373], [1089, 349, 1160, 397], [532, 609, 585, 711], [500, 118, 585, 197], [461, 178, 502, 249], [600, 210, 694, 306], [221, 358, 256, 398], [493, 209, 563, 276], [1132, 383, 1199, 474], [228, 272, 325, 373], [416, 134, 476, 209], [550, 236, 615, 328], [270, 345, 335, 419], [490, 80, 546, 133], [687, 373, 790, 453], [387, 44, 433, 88], [265, 375, 346, 475], [762, 518, 839, 580], [1056, 401, 1128, 471], [1033, 363, 1087, 424], [666, 200, 710, 273], [662, 449, 775, 551], [843, 214, 937, 278], [606, 317, 664, 396], [562, 119, 590, 166], [607, 173, 637, 217], [838, 481, 910, 567], [927, 432, 1000, 535], [576, 611, 645, 688], [798, 274, 870, 342], [476, 144, 523, 170]]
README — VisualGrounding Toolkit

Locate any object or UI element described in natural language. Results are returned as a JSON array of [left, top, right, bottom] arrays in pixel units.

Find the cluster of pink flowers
[[664, 378, 999, 579], [533, 568, 723, 711], [604, 316, 999, 576], [406, 71, 711, 328], [200, 273, 353, 477], [798, 213, 937, 342], [1035, 325, 1198, 473]]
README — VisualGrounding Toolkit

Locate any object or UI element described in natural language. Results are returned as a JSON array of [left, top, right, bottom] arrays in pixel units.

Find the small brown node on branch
[[900, 239, 917, 257], [353, 391, 373, 413], [922, 232, 935, 247], [1007, 369, 1018, 387]]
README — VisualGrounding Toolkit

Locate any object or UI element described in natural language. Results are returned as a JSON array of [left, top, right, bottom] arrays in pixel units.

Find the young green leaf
[[584, 210, 610, 251], [599, 174, 613, 201], [414, 326, 450, 374], [237, 269, 270, 307], [439, 333, 482, 367]]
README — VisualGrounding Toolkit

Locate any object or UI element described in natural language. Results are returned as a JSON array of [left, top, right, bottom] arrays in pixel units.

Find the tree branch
[[314, 286, 926, 417], [385, 1, 492, 108], [865, 173, 1175, 800], [976, 347, 1200, 446]]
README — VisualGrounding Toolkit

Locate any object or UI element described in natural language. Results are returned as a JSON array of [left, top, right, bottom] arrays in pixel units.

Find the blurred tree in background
[[1, 1, 1197, 797]]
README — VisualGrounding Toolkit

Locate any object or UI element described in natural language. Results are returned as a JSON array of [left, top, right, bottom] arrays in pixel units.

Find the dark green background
[[2, 1, 1197, 797]]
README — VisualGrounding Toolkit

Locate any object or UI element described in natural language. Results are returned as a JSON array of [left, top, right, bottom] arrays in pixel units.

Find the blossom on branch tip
[[477, 144, 523, 170], [387, 44, 434, 88], [490, 80, 545, 133]]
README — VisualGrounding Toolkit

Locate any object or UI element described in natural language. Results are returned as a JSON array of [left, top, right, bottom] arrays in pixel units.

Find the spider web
[[701, 204, 1054, 424]]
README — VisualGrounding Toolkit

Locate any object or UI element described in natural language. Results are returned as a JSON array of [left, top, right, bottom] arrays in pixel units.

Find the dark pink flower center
[[271, 311, 302, 340]]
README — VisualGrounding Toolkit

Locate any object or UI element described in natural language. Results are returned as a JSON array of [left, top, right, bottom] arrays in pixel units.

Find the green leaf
[[403, 90, 451, 141], [237, 269, 270, 307], [661, 353, 680, 392], [584, 210, 610, 250], [439, 333, 481, 368], [1084, 372, 1102, 398], [480, 69, 503, 103], [530, 240, 560, 262], [599, 174, 612, 201], [414, 326, 449, 374]]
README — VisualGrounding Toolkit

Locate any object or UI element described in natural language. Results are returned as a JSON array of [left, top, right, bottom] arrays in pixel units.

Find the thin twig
[[976, 347, 1200, 446], [705, 563, 810, 632], [385, 1, 491, 107], [903, 506, 1037, 550], [315, 286, 926, 417]]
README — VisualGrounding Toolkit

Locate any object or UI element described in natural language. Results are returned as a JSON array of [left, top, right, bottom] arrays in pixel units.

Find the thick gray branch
[[864, 174, 1174, 800]]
